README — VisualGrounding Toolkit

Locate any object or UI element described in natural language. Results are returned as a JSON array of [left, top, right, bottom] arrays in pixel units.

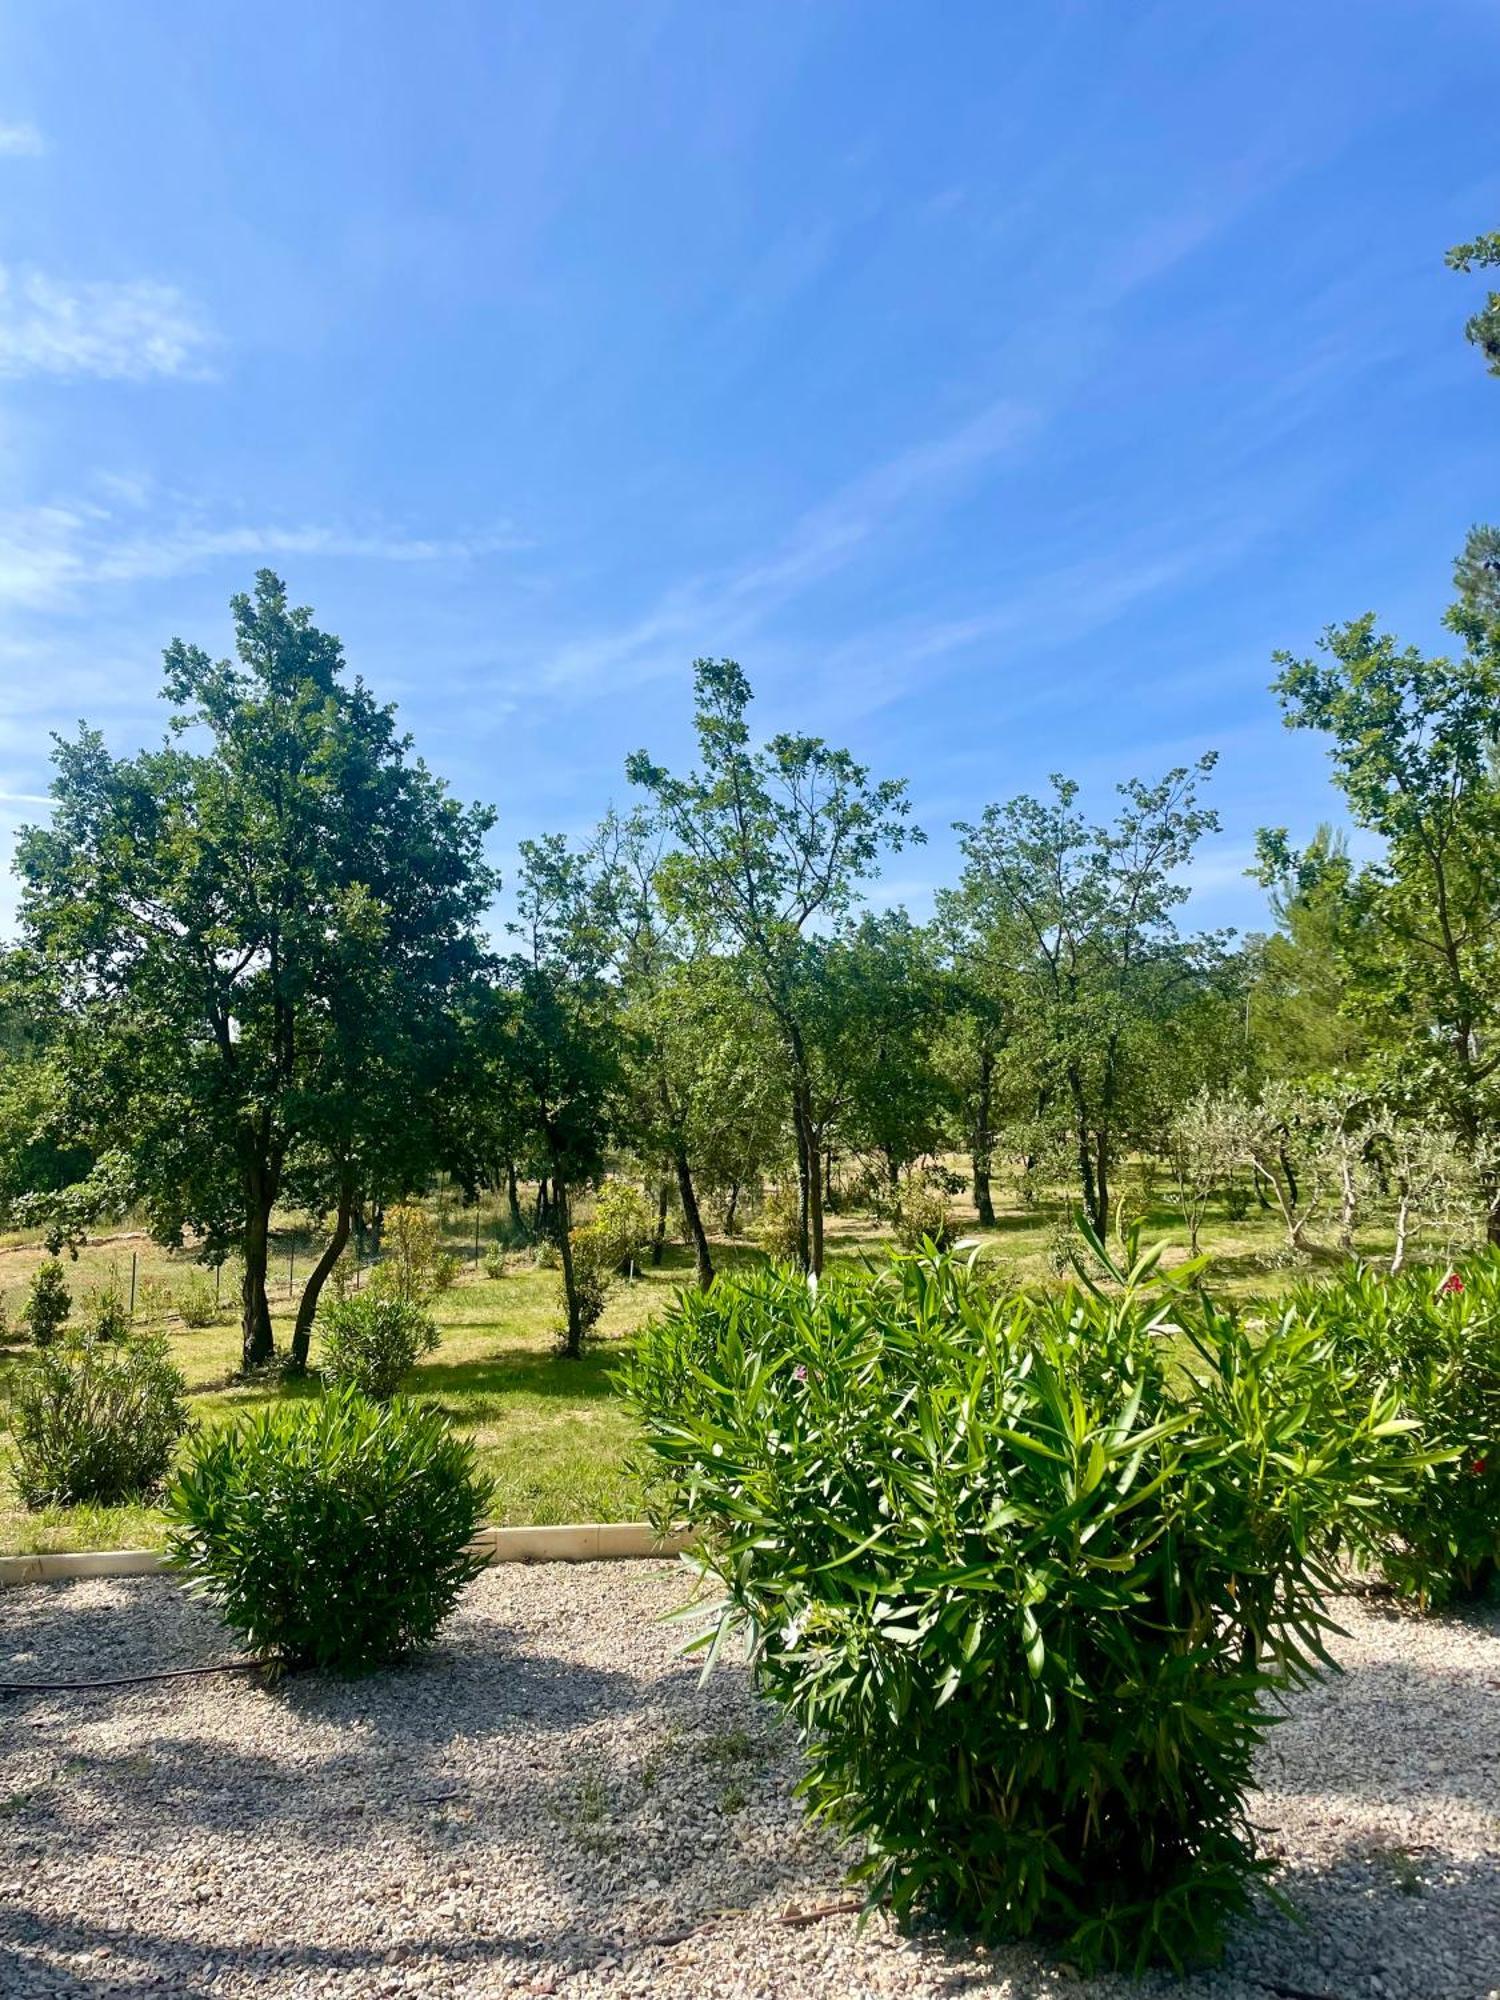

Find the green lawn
[[0, 1184, 1416, 1555]]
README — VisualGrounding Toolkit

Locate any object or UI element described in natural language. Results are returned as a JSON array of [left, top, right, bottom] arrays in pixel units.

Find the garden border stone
[[0, 1520, 694, 1587]]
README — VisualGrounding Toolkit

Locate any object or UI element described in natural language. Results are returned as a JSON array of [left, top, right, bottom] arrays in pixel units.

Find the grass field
[[0, 1180, 1422, 1556]]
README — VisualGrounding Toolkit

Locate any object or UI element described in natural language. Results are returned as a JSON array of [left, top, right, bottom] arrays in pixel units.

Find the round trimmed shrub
[[627, 1243, 1419, 1972], [9, 1332, 189, 1507], [164, 1387, 492, 1673], [318, 1291, 438, 1399]]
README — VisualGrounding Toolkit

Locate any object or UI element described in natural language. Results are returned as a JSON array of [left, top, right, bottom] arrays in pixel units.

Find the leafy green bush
[[81, 1283, 131, 1342], [482, 1245, 508, 1280], [318, 1291, 439, 1399], [8, 1333, 189, 1507], [370, 1201, 447, 1305], [888, 1173, 955, 1251], [589, 1180, 657, 1274], [562, 1224, 611, 1339], [20, 1258, 71, 1346], [754, 1182, 803, 1263], [176, 1271, 221, 1328], [627, 1238, 1418, 1971], [1294, 1260, 1499, 1607], [166, 1388, 491, 1673]]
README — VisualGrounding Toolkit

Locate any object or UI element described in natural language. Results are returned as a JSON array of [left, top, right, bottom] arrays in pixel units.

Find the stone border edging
[[0, 1522, 695, 1588]]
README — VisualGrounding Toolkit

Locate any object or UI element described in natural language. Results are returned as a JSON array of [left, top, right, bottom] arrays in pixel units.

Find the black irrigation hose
[[0, 1658, 271, 1697]]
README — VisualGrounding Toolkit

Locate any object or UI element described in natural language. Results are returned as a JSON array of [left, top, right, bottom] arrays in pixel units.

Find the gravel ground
[[0, 1563, 1495, 2000]]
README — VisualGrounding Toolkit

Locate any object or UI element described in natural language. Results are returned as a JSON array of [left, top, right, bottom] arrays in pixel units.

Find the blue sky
[[1, 1, 1497, 939]]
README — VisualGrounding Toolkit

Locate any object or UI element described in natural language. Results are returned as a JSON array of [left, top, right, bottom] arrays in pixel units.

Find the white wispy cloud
[[0, 265, 215, 381], [536, 395, 1041, 692], [0, 496, 527, 609], [0, 121, 43, 156]]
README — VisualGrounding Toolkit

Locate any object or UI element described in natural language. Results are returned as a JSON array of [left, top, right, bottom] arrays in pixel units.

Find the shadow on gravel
[[0, 1579, 230, 1680]]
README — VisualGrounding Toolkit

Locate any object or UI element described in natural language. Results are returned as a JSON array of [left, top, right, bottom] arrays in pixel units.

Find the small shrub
[[888, 1174, 954, 1252], [175, 1271, 221, 1328], [589, 1181, 656, 1275], [318, 1291, 439, 1400], [9, 1333, 189, 1507], [1296, 1259, 1500, 1607], [561, 1224, 611, 1341], [164, 1387, 492, 1673], [482, 1245, 508, 1280], [754, 1182, 803, 1264], [1220, 1176, 1253, 1223], [627, 1237, 1418, 1971], [81, 1284, 130, 1342], [371, 1201, 446, 1305], [137, 1276, 173, 1322], [20, 1259, 71, 1346]]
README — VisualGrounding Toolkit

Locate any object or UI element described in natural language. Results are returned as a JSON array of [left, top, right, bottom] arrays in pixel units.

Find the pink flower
[[1439, 1273, 1464, 1296], [793, 1364, 808, 1383]]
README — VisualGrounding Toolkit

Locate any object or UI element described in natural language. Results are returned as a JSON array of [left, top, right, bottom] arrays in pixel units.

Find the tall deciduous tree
[[1270, 585, 1500, 1236], [627, 660, 920, 1274], [17, 572, 495, 1369], [954, 763, 1225, 1234], [498, 834, 621, 1356]]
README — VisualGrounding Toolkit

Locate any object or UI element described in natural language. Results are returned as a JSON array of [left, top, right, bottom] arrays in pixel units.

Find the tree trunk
[[805, 1117, 826, 1277], [240, 1175, 276, 1371], [972, 1152, 996, 1227], [972, 1044, 996, 1227], [823, 1148, 836, 1213], [534, 1177, 550, 1235], [724, 1180, 741, 1235], [792, 1095, 814, 1273], [675, 1148, 714, 1289], [1337, 1144, 1357, 1255], [555, 1180, 583, 1359], [1076, 1125, 1102, 1235], [1094, 1134, 1110, 1239], [505, 1159, 523, 1235], [289, 1173, 354, 1373], [1391, 1185, 1411, 1275], [650, 1181, 669, 1266]]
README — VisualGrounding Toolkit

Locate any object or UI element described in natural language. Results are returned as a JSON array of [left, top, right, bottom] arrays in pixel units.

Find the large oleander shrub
[[9, 1332, 189, 1506], [1293, 1259, 1499, 1607], [165, 1387, 491, 1674], [318, 1290, 439, 1400], [626, 1237, 1419, 1972]]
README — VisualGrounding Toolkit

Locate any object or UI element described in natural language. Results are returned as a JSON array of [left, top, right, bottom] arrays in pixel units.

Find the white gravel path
[[0, 1563, 1495, 2000]]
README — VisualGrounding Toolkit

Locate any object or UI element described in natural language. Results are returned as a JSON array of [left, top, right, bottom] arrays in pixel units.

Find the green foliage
[[8, 1333, 189, 1507], [19, 1258, 71, 1346], [588, 1180, 656, 1274], [165, 1386, 491, 1673], [754, 1182, 803, 1264], [887, 1171, 957, 1252], [560, 1224, 611, 1343], [628, 657, 921, 1274], [1297, 1260, 1499, 1606], [953, 763, 1230, 1235], [627, 1241, 1418, 1971], [175, 1271, 221, 1328], [318, 1290, 439, 1400], [81, 1284, 131, 1342], [16, 571, 496, 1373], [371, 1201, 448, 1306], [482, 1245, 508, 1280], [1446, 229, 1500, 375]]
